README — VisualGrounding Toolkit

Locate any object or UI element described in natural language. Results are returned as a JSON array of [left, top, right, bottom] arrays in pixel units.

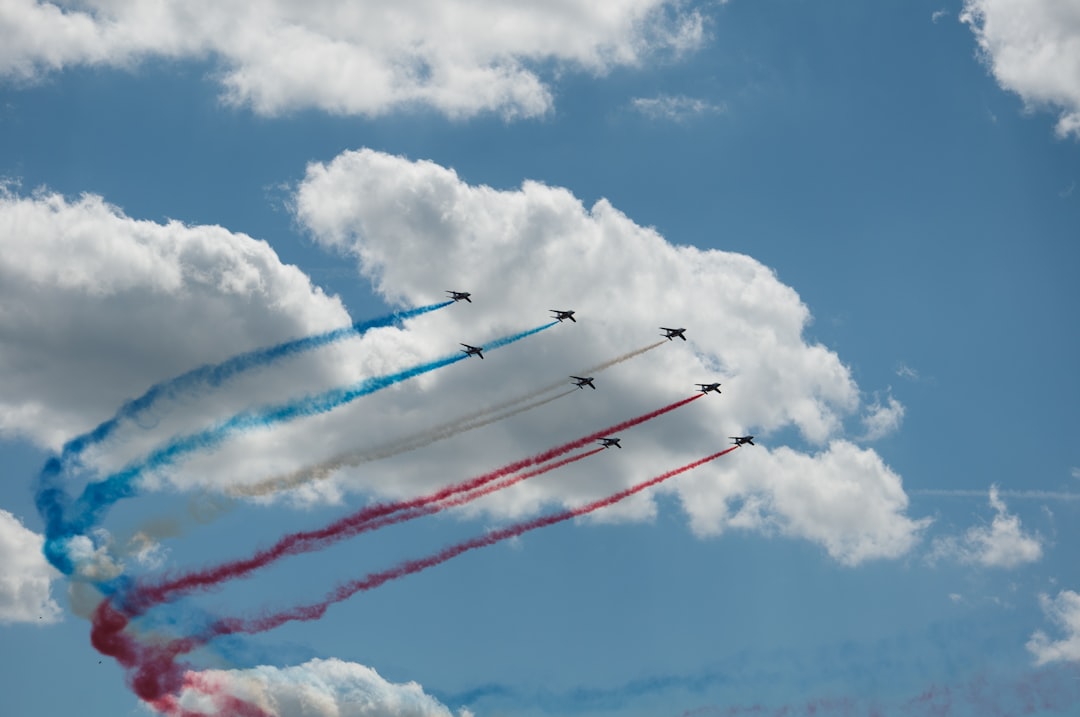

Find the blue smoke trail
[[39, 321, 558, 575], [57, 301, 453, 466]]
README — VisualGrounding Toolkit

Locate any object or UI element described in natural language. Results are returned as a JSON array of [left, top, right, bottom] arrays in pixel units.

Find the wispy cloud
[[896, 363, 919, 381], [630, 94, 726, 122], [927, 486, 1044, 568], [931, 9, 949, 23], [860, 392, 904, 440], [1028, 590, 1080, 665]]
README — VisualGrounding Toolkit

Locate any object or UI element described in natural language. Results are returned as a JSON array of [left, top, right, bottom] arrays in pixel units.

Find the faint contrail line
[[911, 489, 1080, 501]]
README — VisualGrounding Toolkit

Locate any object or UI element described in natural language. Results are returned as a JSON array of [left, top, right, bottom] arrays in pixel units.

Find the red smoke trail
[[150, 673, 273, 717], [88, 447, 608, 712], [91, 441, 729, 713], [89, 601, 270, 716], [127, 395, 703, 612], [320, 447, 609, 541], [202, 444, 738, 639]]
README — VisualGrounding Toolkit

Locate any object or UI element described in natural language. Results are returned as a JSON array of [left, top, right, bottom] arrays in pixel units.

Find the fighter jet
[[460, 343, 484, 359], [730, 435, 755, 446], [446, 290, 472, 303], [550, 309, 576, 323], [661, 327, 687, 341], [696, 382, 722, 395], [599, 437, 622, 449], [571, 376, 596, 390]]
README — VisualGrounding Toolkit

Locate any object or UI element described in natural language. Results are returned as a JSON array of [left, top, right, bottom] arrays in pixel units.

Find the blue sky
[[1, 1, 1078, 716]]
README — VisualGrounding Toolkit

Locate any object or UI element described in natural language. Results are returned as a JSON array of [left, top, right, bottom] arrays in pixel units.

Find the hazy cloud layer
[[961, 0, 1080, 138], [291, 148, 928, 564], [928, 486, 1043, 568], [175, 659, 457, 717], [1028, 590, 1080, 665], [0, 0, 704, 118], [0, 509, 62, 623]]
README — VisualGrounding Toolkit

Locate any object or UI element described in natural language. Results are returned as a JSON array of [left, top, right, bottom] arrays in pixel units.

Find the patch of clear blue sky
[[1, 0, 1078, 715]]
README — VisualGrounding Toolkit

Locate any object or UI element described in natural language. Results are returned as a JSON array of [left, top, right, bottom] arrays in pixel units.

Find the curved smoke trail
[[90, 445, 738, 708], [212, 445, 737, 636], [55, 301, 453, 468], [39, 321, 558, 575], [127, 395, 701, 610]]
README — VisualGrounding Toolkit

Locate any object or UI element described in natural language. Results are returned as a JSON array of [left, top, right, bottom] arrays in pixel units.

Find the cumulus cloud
[[0, 0, 705, 118], [960, 0, 1080, 138], [929, 486, 1043, 568], [630, 94, 725, 121], [288, 148, 927, 564], [173, 658, 456, 716], [678, 440, 927, 565], [0, 509, 62, 623], [1028, 590, 1080, 665], [860, 392, 904, 441], [0, 186, 350, 450], [0, 151, 927, 569]]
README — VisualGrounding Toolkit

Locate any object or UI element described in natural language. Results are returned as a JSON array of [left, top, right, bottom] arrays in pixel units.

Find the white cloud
[[0, 186, 350, 450], [1027, 590, 1080, 665], [0, 0, 705, 119], [932, 9, 949, 23], [678, 440, 928, 565], [860, 392, 904, 441], [960, 0, 1080, 138], [929, 486, 1043, 568], [1071, 467, 1080, 480], [171, 658, 455, 716], [289, 148, 927, 564], [630, 94, 725, 121], [895, 363, 919, 381], [0, 509, 62, 623]]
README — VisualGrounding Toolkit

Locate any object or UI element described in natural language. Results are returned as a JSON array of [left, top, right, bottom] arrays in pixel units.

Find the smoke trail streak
[[123, 396, 700, 611], [132, 390, 579, 548], [208, 445, 738, 637], [233, 341, 665, 498], [234, 388, 579, 497], [41, 321, 557, 575], [137, 342, 661, 555], [57, 301, 454, 467], [90, 446, 737, 704]]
